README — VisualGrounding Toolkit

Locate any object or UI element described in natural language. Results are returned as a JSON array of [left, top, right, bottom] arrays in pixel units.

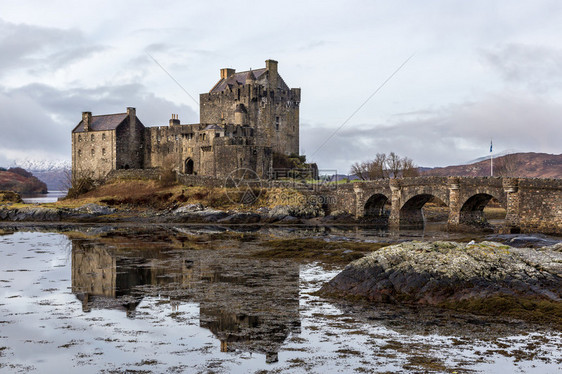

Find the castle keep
[[72, 59, 300, 179]]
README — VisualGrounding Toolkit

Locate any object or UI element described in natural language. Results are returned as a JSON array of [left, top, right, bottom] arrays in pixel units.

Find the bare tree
[[350, 153, 388, 180], [350, 161, 369, 180], [350, 152, 419, 179], [401, 157, 420, 177], [386, 152, 402, 178], [371, 153, 388, 178], [64, 169, 95, 199]]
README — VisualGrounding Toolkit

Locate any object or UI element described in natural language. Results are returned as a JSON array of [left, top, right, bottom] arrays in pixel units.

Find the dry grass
[[55, 180, 309, 212], [483, 207, 507, 220]]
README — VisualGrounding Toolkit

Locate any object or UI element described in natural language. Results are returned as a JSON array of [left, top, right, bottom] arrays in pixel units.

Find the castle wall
[[115, 114, 145, 170], [72, 130, 116, 179], [72, 61, 297, 181], [144, 124, 206, 174], [200, 67, 300, 156], [143, 123, 271, 178]]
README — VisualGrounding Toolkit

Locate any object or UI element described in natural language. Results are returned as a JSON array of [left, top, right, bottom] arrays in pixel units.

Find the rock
[[174, 203, 205, 214], [322, 210, 355, 223], [542, 242, 562, 252], [268, 205, 292, 220], [319, 241, 562, 307], [196, 210, 229, 222], [76, 203, 116, 215], [0, 207, 62, 221], [278, 215, 301, 224], [29, 207, 60, 221], [256, 207, 270, 214], [218, 212, 261, 224], [173, 208, 229, 223], [267, 201, 324, 221], [489, 234, 560, 248]]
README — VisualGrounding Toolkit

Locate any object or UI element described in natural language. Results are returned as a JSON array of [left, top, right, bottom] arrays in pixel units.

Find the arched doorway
[[185, 158, 194, 174]]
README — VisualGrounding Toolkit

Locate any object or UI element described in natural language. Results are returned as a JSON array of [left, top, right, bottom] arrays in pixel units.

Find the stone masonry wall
[[106, 169, 160, 182], [517, 178, 562, 234], [115, 115, 145, 170], [72, 130, 116, 179], [199, 61, 300, 156]]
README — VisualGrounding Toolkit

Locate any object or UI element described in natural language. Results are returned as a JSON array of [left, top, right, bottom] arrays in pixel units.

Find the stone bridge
[[321, 177, 562, 234]]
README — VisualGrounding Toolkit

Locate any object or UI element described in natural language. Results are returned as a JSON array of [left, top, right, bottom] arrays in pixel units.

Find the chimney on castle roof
[[220, 68, 235, 80], [169, 113, 180, 126], [127, 107, 136, 128], [265, 59, 278, 89], [82, 111, 92, 132]]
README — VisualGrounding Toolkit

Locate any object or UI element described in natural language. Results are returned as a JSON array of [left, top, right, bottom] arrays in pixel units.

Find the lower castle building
[[71, 59, 300, 179]]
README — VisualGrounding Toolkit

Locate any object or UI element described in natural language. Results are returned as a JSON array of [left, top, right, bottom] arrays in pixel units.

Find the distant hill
[[0, 167, 48, 194], [422, 153, 562, 178], [12, 159, 70, 191]]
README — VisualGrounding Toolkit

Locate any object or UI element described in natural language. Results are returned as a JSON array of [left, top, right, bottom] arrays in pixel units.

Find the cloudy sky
[[1, 0, 561, 173]]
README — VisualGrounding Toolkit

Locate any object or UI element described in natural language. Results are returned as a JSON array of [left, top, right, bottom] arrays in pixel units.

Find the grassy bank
[[54, 179, 310, 212]]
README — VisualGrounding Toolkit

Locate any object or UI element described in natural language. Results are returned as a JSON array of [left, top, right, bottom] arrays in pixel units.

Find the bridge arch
[[399, 193, 447, 229], [363, 193, 391, 224], [459, 193, 505, 225]]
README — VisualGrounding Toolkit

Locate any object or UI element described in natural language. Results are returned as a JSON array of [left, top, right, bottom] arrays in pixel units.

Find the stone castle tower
[[72, 59, 300, 179], [200, 59, 300, 156]]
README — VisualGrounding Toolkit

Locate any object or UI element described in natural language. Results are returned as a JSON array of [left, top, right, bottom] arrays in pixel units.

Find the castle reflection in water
[[70, 229, 301, 363]]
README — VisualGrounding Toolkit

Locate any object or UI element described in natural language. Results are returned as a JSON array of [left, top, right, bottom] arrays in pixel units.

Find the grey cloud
[[482, 43, 562, 92], [0, 18, 103, 75], [0, 82, 198, 163], [303, 92, 562, 172]]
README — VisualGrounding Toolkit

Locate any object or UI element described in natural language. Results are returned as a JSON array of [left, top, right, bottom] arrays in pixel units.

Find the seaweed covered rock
[[319, 241, 562, 323]]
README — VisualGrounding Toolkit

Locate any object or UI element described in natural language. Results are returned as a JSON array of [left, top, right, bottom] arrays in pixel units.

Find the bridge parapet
[[321, 176, 561, 234]]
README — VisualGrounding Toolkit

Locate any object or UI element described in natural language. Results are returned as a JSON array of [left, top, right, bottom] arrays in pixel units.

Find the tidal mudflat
[[0, 226, 561, 373]]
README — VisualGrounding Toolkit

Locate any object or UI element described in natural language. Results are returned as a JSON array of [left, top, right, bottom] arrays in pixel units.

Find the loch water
[[0, 225, 561, 373]]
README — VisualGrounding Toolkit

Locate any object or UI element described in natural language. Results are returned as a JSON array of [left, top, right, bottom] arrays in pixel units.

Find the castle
[[71, 59, 300, 179]]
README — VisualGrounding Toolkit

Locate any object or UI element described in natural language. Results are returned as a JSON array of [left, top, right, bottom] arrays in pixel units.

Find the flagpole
[[490, 139, 493, 177]]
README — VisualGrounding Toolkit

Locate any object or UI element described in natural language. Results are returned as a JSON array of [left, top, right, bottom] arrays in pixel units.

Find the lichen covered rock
[[320, 241, 562, 311]]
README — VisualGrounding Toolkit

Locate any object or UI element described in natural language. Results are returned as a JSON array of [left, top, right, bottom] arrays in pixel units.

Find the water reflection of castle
[[71, 234, 300, 362]]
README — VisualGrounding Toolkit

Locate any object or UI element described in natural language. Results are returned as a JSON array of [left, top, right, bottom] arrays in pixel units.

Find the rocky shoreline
[[0, 203, 354, 224], [319, 241, 562, 326]]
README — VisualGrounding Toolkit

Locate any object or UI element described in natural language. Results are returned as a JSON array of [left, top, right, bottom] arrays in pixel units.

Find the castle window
[[91, 149, 95, 156], [102, 148, 106, 156], [102, 133, 106, 141], [215, 132, 220, 138], [275, 116, 280, 131], [91, 134, 94, 141], [78, 135, 82, 142], [78, 150, 82, 157]]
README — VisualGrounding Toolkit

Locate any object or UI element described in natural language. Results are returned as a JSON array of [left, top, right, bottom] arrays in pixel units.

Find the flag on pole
[[490, 139, 493, 153]]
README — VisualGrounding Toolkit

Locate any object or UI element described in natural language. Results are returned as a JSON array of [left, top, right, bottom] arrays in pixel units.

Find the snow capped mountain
[[465, 149, 521, 165], [12, 159, 71, 172]]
